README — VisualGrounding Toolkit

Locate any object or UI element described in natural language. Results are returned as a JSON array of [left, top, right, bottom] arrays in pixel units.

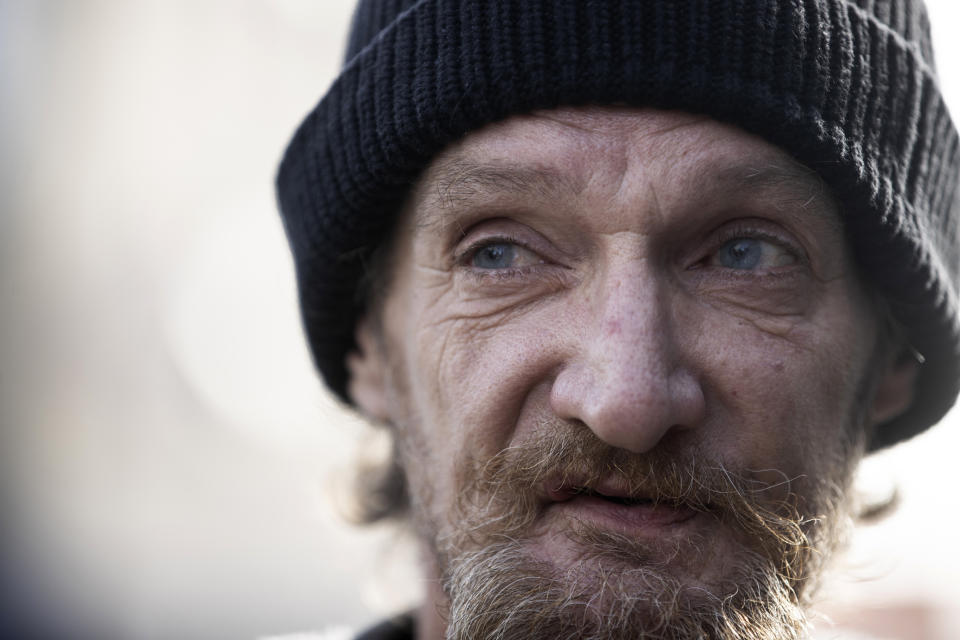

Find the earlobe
[[346, 316, 391, 422], [868, 348, 920, 427]]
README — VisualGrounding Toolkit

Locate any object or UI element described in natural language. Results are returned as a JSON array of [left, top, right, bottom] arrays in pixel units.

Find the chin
[[439, 533, 810, 640]]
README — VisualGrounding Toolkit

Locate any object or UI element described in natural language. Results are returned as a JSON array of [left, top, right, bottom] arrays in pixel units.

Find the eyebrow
[[713, 161, 843, 229], [716, 161, 828, 201]]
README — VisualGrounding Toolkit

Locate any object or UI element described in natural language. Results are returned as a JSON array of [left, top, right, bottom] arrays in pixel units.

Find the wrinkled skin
[[348, 107, 917, 639]]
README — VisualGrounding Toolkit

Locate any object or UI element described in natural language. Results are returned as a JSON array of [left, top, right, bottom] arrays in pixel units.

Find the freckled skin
[[350, 106, 912, 639]]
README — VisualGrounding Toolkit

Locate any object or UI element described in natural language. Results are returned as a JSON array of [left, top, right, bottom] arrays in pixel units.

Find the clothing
[[276, 0, 960, 448], [354, 614, 415, 640]]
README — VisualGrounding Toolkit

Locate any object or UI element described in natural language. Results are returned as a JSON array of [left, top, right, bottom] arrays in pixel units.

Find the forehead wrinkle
[[409, 143, 842, 238], [414, 157, 585, 231]]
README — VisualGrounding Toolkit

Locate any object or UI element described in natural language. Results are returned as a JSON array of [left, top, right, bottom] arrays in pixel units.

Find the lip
[[548, 494, 699, 532], [543, 476, 700, 534]]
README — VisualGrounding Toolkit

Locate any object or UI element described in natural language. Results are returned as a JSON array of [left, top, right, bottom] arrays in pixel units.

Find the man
[[277, 2, 959, 639]]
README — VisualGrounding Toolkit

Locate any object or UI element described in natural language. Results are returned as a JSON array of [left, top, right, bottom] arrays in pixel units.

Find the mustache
[[449, 421, 819, 584]]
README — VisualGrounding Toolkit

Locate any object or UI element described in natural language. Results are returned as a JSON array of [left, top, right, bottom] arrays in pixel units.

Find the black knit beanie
[[277, 0, 960, 451]]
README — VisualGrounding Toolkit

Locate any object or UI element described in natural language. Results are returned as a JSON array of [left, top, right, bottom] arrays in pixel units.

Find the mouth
[[543, 478, 700, 532], [555, 485, 656, 506]]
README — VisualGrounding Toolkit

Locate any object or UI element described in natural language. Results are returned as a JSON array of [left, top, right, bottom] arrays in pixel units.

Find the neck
[[416, 553, 447, 640]]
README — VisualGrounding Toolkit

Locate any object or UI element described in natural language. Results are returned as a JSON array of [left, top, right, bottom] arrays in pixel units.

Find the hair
[[351, 436, 409, 524], [349, 224, 410, 524]]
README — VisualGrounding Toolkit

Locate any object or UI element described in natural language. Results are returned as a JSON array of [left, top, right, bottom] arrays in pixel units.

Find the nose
[[550, 266, 706, 453]]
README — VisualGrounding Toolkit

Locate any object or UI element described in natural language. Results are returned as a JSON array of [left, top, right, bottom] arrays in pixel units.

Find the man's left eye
[[468, 241, 543, 269], [709, 237, 797, 270]]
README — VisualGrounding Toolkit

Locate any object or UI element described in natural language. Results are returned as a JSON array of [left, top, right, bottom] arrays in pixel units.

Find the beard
[[407, 421, 861, 640]]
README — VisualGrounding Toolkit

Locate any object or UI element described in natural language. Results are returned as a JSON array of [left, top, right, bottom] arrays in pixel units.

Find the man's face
[[350, 107, 907, 639]]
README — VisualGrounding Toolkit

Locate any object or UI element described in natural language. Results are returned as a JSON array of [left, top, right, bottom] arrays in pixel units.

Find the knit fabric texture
[[277, 0, 960, 450]]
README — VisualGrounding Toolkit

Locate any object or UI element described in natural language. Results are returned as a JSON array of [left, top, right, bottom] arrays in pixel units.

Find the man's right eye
[[466, 241, 543, 270]]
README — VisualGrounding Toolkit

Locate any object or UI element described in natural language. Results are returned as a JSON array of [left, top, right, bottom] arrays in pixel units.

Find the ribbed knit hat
[[277, 0, 960, 451]]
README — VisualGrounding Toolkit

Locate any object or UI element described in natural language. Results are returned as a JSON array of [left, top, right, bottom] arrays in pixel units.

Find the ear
[[867, 348, 920, 427], [346, 316, 391, 422]]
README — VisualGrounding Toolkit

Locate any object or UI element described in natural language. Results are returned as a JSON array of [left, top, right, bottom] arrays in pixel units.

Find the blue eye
[[471, 242, 518, 269], [461, 238, 547, 274], [709, 236, 798, 271], [717, 238, 763, 270]]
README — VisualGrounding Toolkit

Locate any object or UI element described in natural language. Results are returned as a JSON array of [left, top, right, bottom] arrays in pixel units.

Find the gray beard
[[411, 422, 859, 640], [441, 537, 808, 640]]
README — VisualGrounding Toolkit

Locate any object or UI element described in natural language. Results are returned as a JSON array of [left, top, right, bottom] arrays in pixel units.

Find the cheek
[[697, 308, 869, 477], [390, 295, 563, 519], [409, 310, 559, 455]]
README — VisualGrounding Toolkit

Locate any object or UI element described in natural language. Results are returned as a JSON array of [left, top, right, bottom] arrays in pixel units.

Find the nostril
[[549, 326, 705, 454]]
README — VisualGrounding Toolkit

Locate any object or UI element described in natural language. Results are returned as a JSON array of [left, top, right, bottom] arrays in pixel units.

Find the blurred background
[[1, 2, 958, 639]]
